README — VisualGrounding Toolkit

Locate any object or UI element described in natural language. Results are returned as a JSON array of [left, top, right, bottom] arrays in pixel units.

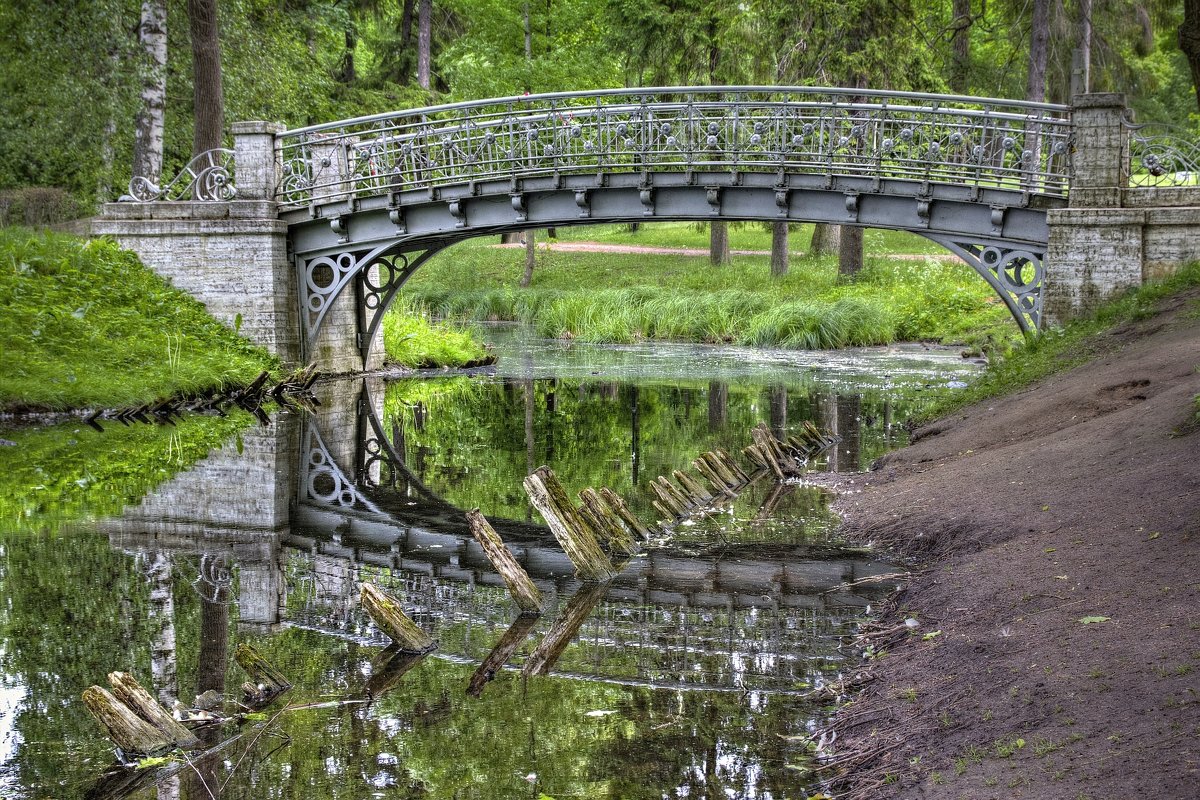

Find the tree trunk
[[521, 229, 536, 287], [950, 0, 972, 93], [838, 225, 864, 277], [770, 221, 789, 276], [1079, 0, 1092, 93], [132, 0, 168, 183], [417, 0, 432, 90], [1181, 0, 1200, 114], [187, 0, 224, 156], [196, 597, 228, 695], [1027, 0, 1050, 103], [709, 222, 731, 265], [809, 223, 840, 255]]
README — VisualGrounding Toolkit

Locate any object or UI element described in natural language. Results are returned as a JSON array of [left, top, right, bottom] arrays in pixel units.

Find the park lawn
[[399, 222, 1016, 352]]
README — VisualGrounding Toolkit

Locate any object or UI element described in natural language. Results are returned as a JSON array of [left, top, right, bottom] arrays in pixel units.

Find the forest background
[[1, 0, 1197, 217]]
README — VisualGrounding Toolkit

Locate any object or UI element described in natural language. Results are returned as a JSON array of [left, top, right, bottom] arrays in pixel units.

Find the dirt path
[[821, 289, 1200, 798], [492, 240, 955, 260]]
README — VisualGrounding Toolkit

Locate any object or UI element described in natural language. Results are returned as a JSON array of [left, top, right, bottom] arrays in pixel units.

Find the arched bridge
[[101, 89, 1200, 370], [279, 86, 1071, 357]]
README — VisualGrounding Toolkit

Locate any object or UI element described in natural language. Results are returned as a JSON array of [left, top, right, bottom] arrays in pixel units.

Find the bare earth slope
[[826, 289, 1200, 799]]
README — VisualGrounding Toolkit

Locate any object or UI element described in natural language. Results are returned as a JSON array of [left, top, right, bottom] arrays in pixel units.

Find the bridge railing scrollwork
[[275, 87, 1073, 209], [1123, 118, 1200, 187]]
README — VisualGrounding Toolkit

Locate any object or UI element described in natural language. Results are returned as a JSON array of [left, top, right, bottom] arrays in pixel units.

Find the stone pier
[[1044, 94, 1200, 325]]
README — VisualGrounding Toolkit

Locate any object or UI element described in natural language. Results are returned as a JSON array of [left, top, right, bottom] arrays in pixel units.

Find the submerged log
[[82, 686, 175, 757], [467, 508, 545, 613], [523, 468, 616, 582], [468, 612, 542, 697], [365, 645, 432, 701], [522, 582, 610, 677], [598, 487, 654, 540], [106, 673, 200, 750], [360, 583, 437, 653], [233, 644, 293, 706], [578, 488, 638, 555]]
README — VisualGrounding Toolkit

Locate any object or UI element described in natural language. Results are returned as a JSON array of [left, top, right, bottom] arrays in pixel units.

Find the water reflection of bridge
[[102, 378, 898, 694]]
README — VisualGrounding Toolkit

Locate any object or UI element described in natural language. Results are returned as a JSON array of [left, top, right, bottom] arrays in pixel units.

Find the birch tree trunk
[[417, 0, 432, 90], [132, 0, 167, 183]]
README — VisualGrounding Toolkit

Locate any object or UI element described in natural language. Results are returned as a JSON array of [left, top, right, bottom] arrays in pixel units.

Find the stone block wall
[[93, 200, 302, 366]]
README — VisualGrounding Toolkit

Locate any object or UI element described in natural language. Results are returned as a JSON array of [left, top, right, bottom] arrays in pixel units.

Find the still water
[[0, 330, 977, 799]]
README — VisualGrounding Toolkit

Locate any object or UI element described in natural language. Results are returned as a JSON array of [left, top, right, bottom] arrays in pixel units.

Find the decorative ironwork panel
[[123, 148, 237, 202], [276, 87, 1073, 209], [301, 424, 381, 514], [1125, 120, 1200, 187]]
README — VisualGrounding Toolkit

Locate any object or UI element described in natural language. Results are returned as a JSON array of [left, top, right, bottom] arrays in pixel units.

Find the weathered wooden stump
[[467, 508, 545, 613], [82, 686, 175, 757], [599, 487, 655, 540], [468, 612, 542, 697], [578, 488, 639, 555], [360, 583, 437, 653], [106, 672, 200, 750], [234, 643, 293, 706], [523, 467, 616, 582]]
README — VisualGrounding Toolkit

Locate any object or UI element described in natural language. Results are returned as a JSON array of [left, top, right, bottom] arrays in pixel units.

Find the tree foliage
[[0, 0, 1196, 210]]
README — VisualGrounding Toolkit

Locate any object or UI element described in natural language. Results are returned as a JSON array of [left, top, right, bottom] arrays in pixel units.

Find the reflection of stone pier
[[100, 414, 300, 628]]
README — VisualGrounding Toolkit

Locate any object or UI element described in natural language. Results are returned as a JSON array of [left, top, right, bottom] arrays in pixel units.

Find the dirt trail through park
[[821, 288, 1200, 798]]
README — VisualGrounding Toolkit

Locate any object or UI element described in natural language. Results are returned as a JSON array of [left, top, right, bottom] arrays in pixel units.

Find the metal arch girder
[[356, 247, 446, 367], [356, 380, 458, 506], [300, 422, 383, 514], [298, 241, 447, 366], [922, 234, 1045, 334]]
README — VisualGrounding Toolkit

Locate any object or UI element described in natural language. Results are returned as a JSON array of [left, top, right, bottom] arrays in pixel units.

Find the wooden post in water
[[674, 469, 713, 503], [365, 645, 432, 700], [360, 583, 437, 653], [598, 487, 654, 540], [82, 686, 176, 756], [234, 643, 293, 706], [578, 488, 639, 555], [467, 508, 545, 613], [523, 467, 616, 582], [693, 455, 736, 496], [522, 582, 609, 676], [106, 672, 200, 750], [468, 612, 542, 697]]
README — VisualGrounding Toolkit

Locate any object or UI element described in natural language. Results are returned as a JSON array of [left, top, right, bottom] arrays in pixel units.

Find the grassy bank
[[397, 224, 1015, 352], [0, 227, 276, 411], [383, 298, 493, 368], [919, 261, 1200, 423]]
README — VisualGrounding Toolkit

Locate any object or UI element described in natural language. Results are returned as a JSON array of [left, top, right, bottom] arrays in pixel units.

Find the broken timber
[[523, 467, 617, 582], [468, 612, 542, 697], [467, 508, 545, 613], [106, 672, 201, 750], [234, 643, 293, 707], [522, 582, 609, 677], [83, 683, 183, 757], [360, 583, 437, 653]]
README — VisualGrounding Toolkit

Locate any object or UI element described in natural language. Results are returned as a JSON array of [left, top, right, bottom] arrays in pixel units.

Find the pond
[[0, 330, 978, 799]]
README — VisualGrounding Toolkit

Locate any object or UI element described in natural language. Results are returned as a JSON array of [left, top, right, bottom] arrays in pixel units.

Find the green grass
[[382, 299, 492, 368], [0, 227, 276, 411], [397, 224, 1013, 351], [920, 261, 1200, 424]]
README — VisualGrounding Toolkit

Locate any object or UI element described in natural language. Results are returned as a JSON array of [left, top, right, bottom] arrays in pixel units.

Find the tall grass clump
[[0, 227, 275, 411], [382, 300, 492, 368], [743, 297, 896, 349]]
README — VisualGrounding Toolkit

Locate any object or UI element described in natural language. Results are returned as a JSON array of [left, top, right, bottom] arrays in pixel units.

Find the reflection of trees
[[381, 377, 922, 524]]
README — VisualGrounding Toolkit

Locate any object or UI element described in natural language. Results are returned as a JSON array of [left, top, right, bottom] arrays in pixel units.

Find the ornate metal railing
[[1124, 119, 1200, 187], [275, 87, 1073, 209], [122, 148, 237, 202]]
